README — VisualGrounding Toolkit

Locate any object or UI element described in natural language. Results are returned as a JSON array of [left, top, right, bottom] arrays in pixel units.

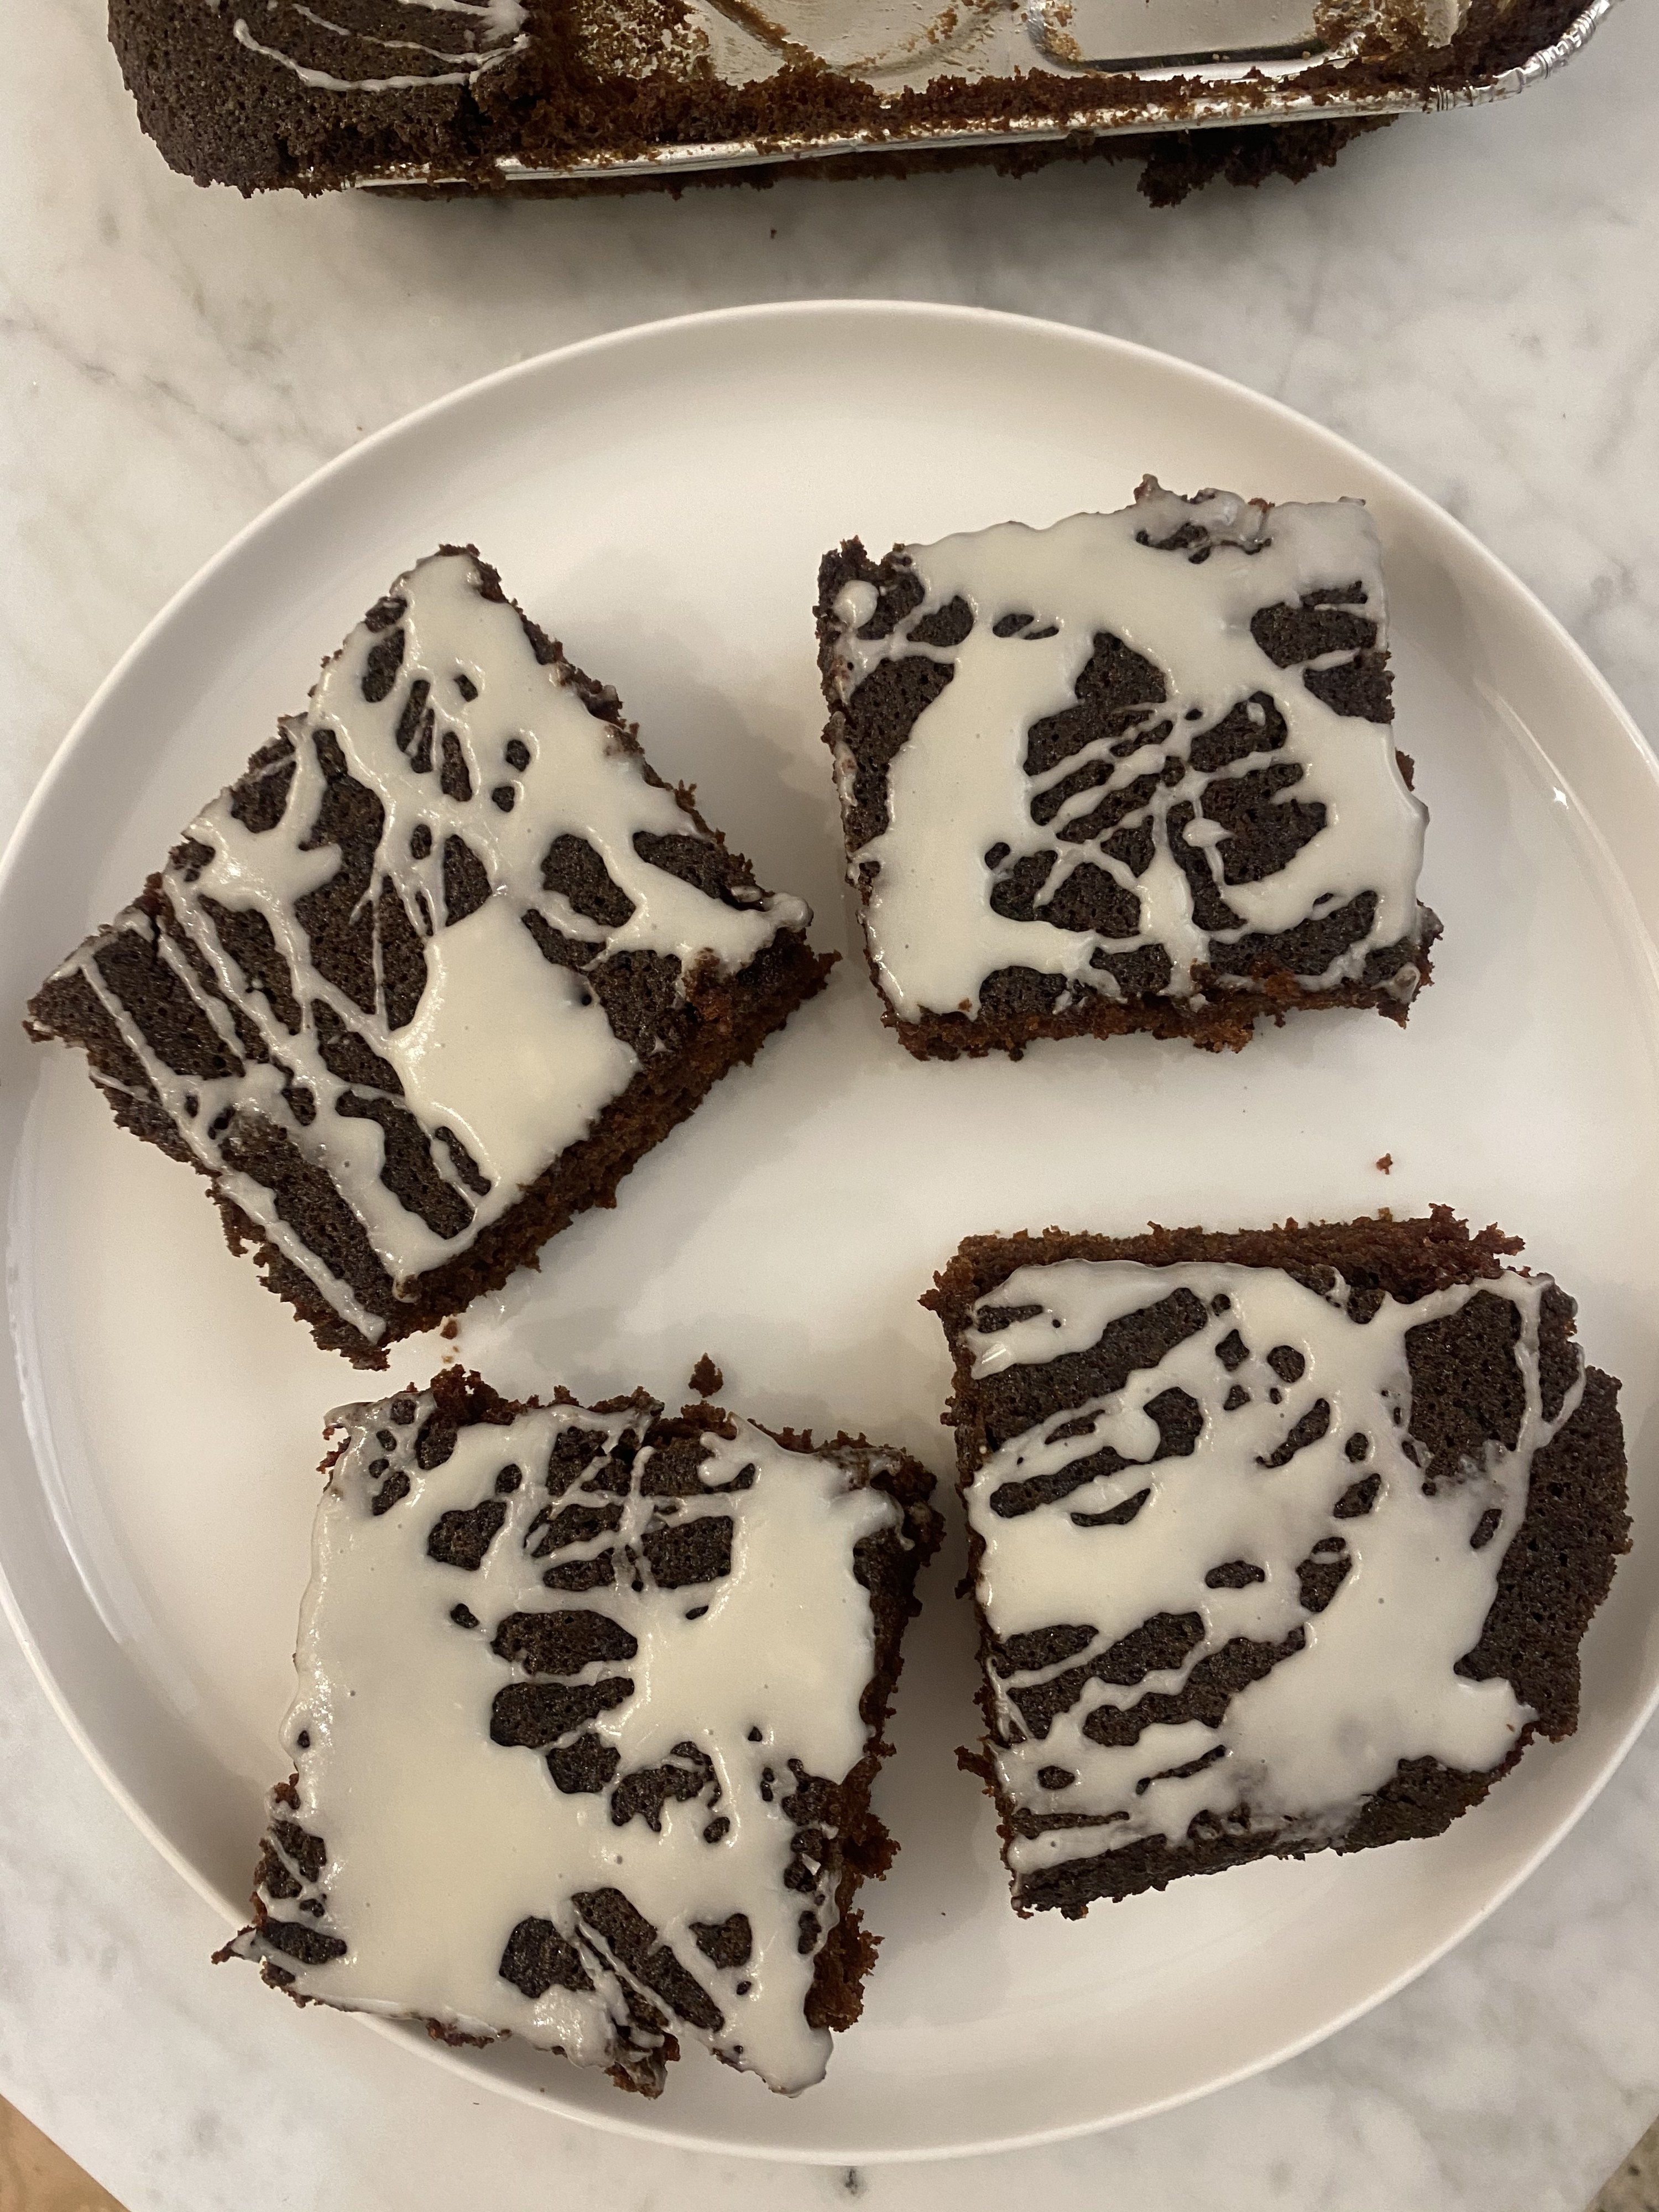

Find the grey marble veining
[[2, 0, 1658, 2205]]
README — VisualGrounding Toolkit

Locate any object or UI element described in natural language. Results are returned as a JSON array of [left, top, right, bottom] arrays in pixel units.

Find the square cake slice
[[816, 479, 1439, 1058], [218, 1371, 941, 2097], [924, 1210, 1627, 1916], [27, 549, 832, 1364]]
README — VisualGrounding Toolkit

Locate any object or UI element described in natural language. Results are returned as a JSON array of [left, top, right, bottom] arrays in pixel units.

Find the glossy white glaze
[[225, 0, 527, 93], [823, 484, 1428, 1023], [962, 1260, 1582, 1875]]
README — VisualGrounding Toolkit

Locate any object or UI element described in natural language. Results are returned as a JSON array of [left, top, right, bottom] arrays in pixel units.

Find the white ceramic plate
[[3, 302, 1657, 2165]]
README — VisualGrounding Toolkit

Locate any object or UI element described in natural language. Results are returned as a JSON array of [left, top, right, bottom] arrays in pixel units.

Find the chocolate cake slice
[[924, 1210, 1627, 1916], [26, 547, 832, 1365], [816, 479, 1439, 1058], [217, 1371, 941, 2096]]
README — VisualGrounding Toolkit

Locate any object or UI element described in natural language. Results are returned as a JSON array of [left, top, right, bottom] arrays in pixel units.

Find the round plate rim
[[2, 297, 1657, 2166]]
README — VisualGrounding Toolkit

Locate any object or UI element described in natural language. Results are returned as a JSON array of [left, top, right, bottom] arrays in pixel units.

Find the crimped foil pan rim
[[359, 0, 1621, 187]]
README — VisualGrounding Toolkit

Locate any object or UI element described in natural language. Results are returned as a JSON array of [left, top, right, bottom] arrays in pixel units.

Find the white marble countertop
[[4, 2, 1659, 2205]]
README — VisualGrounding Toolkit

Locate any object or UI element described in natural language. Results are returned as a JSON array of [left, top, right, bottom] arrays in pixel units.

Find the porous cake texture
[[817, 479, 1439, 1057], [27, 547, 830, 1365], [925, 1211, 1627, 1916], [220, 1371, 942, 2096]]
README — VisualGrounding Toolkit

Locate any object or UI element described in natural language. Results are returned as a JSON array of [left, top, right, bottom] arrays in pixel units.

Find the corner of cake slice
[[924, 1208, 1627, 1916], [815, 479, 1439, 1059], [25, 547, 833, 1364], [216, 1371, 942, 2097]]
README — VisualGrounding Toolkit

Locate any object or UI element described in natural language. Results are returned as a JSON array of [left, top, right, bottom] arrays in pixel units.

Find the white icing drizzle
[[961, 1259, 1583, 1876], [231, 1390, 905, 2095], [227, 0, 527, 91], [689, 0, 1005, 82], [41, 550, 809, 1343], [822, 483, 1430, 1022]]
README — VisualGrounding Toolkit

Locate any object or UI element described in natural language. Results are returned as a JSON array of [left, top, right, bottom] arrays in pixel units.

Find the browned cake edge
[[922, 1209, 1630, 1915], [216, 1369, 944, 2093], [25, 554, 834, 1368], [813, 533, 1437, 1062]]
